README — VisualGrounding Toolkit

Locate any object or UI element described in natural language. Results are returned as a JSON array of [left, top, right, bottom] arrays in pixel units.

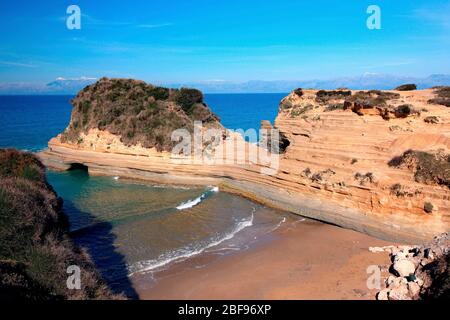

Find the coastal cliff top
[[278, 86, 450, 119], [0, 148, 121, 300], [60, 77, 223, 152]]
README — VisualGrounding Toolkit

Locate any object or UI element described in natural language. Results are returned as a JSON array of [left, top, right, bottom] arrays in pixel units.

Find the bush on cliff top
[[0, 149, 119, 300], [395, 84, 417, 91], [428, 86, 450, 108], [61, 78, 222, 152]]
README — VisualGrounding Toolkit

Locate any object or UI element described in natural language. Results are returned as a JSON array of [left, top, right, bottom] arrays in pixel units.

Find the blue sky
[[0, 0, 449, 83]]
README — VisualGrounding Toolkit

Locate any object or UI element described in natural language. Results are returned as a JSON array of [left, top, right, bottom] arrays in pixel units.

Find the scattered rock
[[424, 116, 440, 124], [376, 232, 449, 300]]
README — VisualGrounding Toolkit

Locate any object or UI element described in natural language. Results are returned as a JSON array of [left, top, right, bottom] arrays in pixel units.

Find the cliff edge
[[0, 149, 121, 300], [39, 81, 450, 243]]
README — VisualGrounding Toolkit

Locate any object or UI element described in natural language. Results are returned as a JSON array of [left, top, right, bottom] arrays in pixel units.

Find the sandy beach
[[132, 218, 395, 300]]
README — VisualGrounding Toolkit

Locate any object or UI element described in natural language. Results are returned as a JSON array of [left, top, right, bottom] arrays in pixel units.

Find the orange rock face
[[39, 89, 450, 243]]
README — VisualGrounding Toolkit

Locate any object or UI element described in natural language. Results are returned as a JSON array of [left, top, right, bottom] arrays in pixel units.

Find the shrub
[[290, 104, 313, 117], [354, 172, 375, 185], [315, 90, 351, 103], [146, 86, 170, 101], [424, 202, 434, 213], [424, 116, 440, 124], [302, 167, 312, 177], [345, 91, 400, 117], [0, 149, 120, 300], [60, 78, 221, 152], [324, 103, 345, 112], [0, 149, 45, 182], [388, 150, 450, 188], [427, 86, 450, 107], [428, 98, 450, 107], [394, 104, 413, 118], [175, 88, 204, 114], [395, 84, 417, 91], [293, 88, 303, 97]]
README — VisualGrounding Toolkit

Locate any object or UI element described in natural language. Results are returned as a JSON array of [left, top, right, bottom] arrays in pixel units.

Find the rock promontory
[[39, 81, 450, 243]]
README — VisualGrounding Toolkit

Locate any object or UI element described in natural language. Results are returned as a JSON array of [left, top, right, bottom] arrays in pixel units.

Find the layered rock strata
[[39, 83, 450, 243]]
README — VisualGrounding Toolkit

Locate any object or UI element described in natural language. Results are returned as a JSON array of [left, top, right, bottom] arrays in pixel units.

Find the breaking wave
[[128, 210, 254, 276], [176, 186, 219, 210]]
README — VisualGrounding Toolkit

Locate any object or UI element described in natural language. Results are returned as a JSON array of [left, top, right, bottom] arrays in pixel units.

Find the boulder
[[388, 285, 411, 300], [393, 259, 416, 277]]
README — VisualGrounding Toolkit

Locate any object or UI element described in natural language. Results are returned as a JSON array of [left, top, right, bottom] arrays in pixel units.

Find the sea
[[0, 93, 300, 297]]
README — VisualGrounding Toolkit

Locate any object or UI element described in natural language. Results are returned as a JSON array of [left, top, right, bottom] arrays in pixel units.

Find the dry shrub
[[389, 149, 450, 188], [395, 84, 417, 91], [61, 78, 222, 152], [0, 149, 121, 300]]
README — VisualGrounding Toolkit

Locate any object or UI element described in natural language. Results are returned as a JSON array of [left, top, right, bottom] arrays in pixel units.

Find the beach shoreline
[[131, 217, 395, 300]]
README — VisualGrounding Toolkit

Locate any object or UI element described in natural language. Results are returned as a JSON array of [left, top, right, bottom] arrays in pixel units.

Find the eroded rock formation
[[39, 82, 450, 243]]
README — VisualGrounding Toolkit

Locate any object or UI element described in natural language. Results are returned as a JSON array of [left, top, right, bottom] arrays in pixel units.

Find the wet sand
[[132, 219, 395, 300]]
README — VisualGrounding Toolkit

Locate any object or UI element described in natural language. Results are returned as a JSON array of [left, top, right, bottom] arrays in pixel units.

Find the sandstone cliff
[[39, 82, 450, 243]]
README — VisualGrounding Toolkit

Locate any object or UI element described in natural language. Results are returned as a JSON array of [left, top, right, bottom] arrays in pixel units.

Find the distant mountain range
[[1, 74, 449, 95]]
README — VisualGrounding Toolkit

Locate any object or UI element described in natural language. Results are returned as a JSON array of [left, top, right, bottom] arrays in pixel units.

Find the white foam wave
[[176, 186, 219, 210], [128, 212, 253, 276]]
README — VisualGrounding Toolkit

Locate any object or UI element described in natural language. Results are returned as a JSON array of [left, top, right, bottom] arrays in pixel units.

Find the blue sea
[[0, 93, 295, 298], [0, 94, 285, 152]]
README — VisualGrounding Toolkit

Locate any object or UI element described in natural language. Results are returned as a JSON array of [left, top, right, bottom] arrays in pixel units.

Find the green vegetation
[[394, 104, 416, 118], [61, 78, 222, 152], [293, 88, 303, 97], [324, 103, 345, 112], [0, 149, 118, 300], [428, 86, 450, 107], [290, 104, 314, 117], [354, 172, 375, 185], [389, 150, 450, 188], [395, 84, 417, 91], [315, 90, 351, 103], [424, 116, 440, 124], [424, 202, 434, 213], [346, 90, 400, 110], [175, 88, 204, 114]]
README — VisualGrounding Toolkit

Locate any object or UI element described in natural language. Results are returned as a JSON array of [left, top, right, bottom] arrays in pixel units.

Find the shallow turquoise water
[[1, 94, 293, 297]]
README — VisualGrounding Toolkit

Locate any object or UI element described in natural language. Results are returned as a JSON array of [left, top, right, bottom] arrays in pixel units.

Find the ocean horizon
[[0, 93, 294, 296]]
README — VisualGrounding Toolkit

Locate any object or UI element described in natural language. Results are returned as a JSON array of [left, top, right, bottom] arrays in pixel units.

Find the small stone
[[377, 289, 389, 300], [393, 259, 416, 277]]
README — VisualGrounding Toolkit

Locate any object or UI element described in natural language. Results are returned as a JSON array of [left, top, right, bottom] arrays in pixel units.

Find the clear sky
[[0, 0, 449, 83]]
